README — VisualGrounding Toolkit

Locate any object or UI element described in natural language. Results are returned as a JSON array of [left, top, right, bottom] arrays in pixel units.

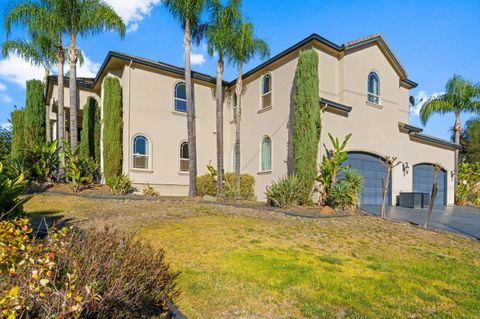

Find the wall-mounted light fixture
[[450, 170, 456, 180], [402, 162, 410, 175]]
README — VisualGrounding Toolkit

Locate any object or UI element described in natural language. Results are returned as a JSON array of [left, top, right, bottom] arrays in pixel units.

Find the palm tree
[[420, 74, 480, 191], [230, 20, 269, 198], [2, 29, 56, 142], [206, 0, 240, 194], [164, 0, 206, 197], [61, 0, 125, 149]]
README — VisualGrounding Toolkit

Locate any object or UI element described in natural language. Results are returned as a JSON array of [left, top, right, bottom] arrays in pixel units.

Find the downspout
[[127, 60, 132, 179]]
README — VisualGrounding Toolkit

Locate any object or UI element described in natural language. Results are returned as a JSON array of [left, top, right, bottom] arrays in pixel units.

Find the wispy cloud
[[104, 0, 162, 33], [0, 54, 44, 87], [76, 53, 101, 78], [0, 94, 12, 104], [191, 53, 206, 65], [411, 90, 444, 116], [0, 83, 6, 92]]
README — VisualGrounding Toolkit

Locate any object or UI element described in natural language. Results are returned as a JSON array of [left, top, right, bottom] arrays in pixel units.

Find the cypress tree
[[102, 77, 123, 181], [79, 97, 100, 161], [24, 79, 46, 148], [11, 109, 26, 159], [292, 49, 321, 203]]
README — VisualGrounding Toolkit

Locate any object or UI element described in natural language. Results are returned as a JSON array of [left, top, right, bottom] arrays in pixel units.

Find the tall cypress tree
[[292, 49, 321, 203], [24, 79, 46, 148], [102, 77, 123, 181], [79, 97, 100, 161], [10, 109, 26, 159]]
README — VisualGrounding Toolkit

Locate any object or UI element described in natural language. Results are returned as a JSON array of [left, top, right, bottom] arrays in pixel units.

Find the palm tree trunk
[[184, 18, 197, 196], [44, 67, 51, 143], [454, 112, 460, 194], [234, 64, 242, 200], [216, 57, 224, 195], [68, 33, 78, 149], [57, 34, 65, 180]]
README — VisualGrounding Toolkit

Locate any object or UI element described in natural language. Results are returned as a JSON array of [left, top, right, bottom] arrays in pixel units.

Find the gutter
[[399, 122, 461, 150], [320, 98, 352, 113]]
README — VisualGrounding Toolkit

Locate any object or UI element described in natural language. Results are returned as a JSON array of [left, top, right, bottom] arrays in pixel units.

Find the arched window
[[367, 72, 380, 104], [174, 82, 187, 113], [261, 73, 272, 109], [133, 135, 149, 169], [260, 136, 272, 171], [180, 141, 189, 172]]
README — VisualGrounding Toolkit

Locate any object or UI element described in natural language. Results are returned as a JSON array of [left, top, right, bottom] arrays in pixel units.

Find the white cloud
[[0, 94, 12, 104], [76, 54, 101, 78], [191, 53, 206, 65], [0, 54, 44, 87], [0, 83, 6, 92], [1, 122, 11, 130], [104, 0, 162, 32], [411, 90, 444, 116]]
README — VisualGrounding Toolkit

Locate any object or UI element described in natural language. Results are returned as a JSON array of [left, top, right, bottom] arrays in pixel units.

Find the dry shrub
[[0, 219, 178, 318]]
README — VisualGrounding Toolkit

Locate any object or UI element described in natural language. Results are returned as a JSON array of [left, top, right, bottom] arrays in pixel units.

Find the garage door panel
[[413, 164, 446, 205]]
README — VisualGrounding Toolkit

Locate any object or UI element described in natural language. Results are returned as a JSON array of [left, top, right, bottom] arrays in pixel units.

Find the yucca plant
[[0, 162, 32, 220], [27, 140, 59, 182], [64, 142, 98, 192], [265, 175, 303, 208], [328, 170, 363, 212]]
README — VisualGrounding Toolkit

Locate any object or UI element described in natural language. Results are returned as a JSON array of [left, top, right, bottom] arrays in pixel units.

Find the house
[[45, 33, 460, 206]]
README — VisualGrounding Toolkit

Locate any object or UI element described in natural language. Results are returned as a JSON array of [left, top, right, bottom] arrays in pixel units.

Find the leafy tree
[[79, 97, 100, 162], [420, 74, 480, 189], [10, 110, 26, 160], [229, 19, 269, 198], [0, 128, 12, 161], [24, 80, 46, 149], [102, 77, 123, 181], [292, 49, 321, 203], [460, 117, 480, 164], [60, 0, 125, 149], [206, 0, 240, 194], [164, 0, 207, 196]]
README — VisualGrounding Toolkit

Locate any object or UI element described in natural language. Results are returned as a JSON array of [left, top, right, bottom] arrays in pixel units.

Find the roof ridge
[[343, 33, 382, 47]]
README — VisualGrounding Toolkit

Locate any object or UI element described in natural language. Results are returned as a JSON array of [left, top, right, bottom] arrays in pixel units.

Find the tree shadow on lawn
[[28, 210, 80, 239]]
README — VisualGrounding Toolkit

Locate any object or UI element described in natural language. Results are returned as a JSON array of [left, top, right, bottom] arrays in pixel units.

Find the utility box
[[398, 192, 423, 209]]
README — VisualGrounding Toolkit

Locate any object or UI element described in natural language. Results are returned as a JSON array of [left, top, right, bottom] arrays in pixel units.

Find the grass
[[25, 194, 480, 319]]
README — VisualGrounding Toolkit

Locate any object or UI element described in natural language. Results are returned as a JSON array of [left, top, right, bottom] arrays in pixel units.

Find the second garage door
[[413, 164, 447, 205]]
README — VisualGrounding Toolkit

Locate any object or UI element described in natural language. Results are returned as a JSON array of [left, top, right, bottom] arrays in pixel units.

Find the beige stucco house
[[45, 33, 460, 206]]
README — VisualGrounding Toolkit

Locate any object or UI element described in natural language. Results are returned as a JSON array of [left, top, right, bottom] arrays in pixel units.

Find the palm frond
[[419, 96, 451, 126], [77, 0, 126, 38]]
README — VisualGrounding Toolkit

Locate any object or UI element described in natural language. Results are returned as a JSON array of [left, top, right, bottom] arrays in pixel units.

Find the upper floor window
[[367, 72, 380, 104], [180, 141, 189, 172], [133, 135, 149, 170], [174, 81, 187, 113], [260, 136, 272, 172], [261, 73, 272, 109]]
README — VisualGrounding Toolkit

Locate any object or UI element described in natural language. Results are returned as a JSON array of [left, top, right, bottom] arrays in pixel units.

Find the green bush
[[328, 170, 363, 212], [107, 174, 133, 195], [79, 97, 100, 162], [0, 220, 178, 318], [456, 162, 480, 206], [265, 175, 303, 207], [0, 128, 11, 161], [196, 172, 255, 200], [293, 49, 321, 204], [25, 140, 59, 183], [0, 162, 32, 220], [4, 158, 31, 181], [102, 77, 123, 181], [64, 142, 98, 192], [24, 80, 45, 149], [10, 109, 26, 159]]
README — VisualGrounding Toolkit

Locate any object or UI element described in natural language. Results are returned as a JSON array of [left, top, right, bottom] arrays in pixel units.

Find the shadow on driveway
[[361, 204, 480, 240]]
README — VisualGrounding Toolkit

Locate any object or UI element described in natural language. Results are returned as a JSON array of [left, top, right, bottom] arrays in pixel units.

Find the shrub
[[107, 174, 133, 195], [143, 183, 159, 197], [79, 97, 101, 162], [102, 77, 123, 181], [328, 170, 363, 212], [4, 158, 31, 181], [0, 128, 11, 162], [25, 140, 59, 183], [196, 174, 217, 197], [23, 79, 45, 148], [0, 162, 32, 220], [456, 162, 480, 206], [64, 142, 99, 192], [293, 49, 321, 204], [224, 173, 255, 200], [10, 109, 26, 159], [196, 172, 255, 200], [0, 220, 178, 318], [265, 175, 303, 207]]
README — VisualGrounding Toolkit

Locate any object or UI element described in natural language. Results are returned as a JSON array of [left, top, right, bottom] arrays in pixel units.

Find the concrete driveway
[[361, 204, 480, 239]]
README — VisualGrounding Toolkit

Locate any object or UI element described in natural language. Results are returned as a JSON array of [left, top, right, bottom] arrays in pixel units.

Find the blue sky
[[1, 0, 479, 140]]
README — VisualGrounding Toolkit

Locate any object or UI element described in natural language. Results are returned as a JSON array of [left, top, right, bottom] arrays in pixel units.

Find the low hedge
[[196, 172, 256, 200]]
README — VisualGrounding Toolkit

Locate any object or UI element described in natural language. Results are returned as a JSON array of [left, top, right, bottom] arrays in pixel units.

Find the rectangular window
[[262, 92, 272, 109], [133, 155, 148, 169], [180, 159, 189, 172], [367, 93, 380, 104]]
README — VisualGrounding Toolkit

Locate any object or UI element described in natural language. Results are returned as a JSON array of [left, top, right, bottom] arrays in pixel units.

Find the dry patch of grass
[[25, 194, 480, 318]]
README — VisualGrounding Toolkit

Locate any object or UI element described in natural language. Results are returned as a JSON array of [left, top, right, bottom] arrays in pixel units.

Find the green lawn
[[25, 194, 480, 319]]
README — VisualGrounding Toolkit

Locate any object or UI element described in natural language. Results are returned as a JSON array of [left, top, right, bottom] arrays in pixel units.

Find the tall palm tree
[[164, 0, 206, 197], [61, 0, 125, 149], [2, 29, 56, 142], [230, 20, 269, 198], [420, 74, 480, 191], [206, 0, 240, 194]]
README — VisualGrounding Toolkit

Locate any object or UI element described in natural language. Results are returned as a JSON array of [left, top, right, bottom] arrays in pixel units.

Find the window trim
[[367, 71, 381, 105], [259, 73, 273, 110], [259, 135, 272, 173], [132, 134, 152, 171], [173, 80, 187, 114], [179, 140, 189, 173]]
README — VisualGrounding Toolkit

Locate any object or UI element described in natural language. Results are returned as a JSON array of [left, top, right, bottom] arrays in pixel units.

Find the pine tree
[[292, 49, 321, 203], [79, 97, 100, 161], [102, 77, 123, 181], [11, 109, 26, 159], [24, 79, 46, 148]]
